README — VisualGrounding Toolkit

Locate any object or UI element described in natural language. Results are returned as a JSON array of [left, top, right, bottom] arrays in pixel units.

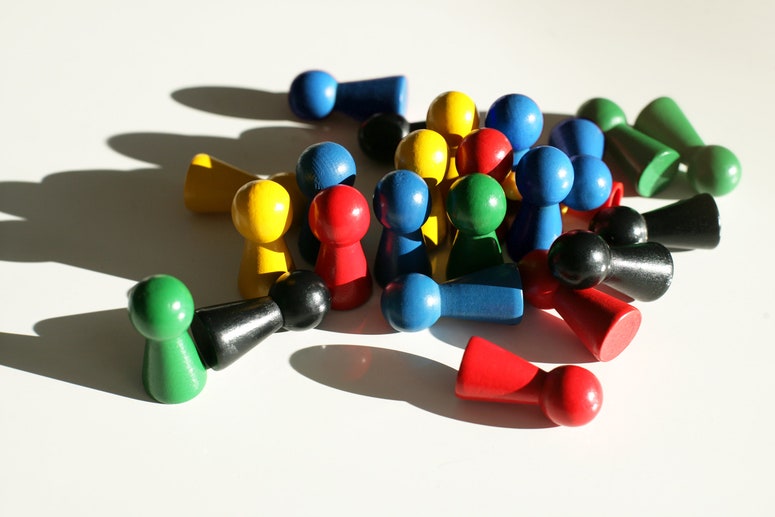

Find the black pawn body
[[190, 270, 331, 370], [548, 230, 673, 302]]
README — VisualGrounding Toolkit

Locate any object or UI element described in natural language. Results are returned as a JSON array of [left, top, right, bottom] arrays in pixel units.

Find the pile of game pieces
[[128, 70, 735, 427]]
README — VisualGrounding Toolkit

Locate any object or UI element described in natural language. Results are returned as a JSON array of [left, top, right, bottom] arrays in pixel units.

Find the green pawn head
[[129, 275, 194, 341]]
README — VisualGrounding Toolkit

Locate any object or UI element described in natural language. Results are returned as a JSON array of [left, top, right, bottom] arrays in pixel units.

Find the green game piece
[[445, 173, 507, 280], [128, 274, 207, 404], [578, 98, 680, 197], [634, 97, 741, 196]]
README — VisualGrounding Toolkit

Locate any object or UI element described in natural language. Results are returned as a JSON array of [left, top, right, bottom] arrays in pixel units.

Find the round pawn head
[[686, 144, 741, 196], [590, 206, 648, 246], [576, 98, 627, 132], [358, 112, 411, 163], [394, 129, 448, 186], [269, 269, 332, 330], [540, 365, 603, 427], [426, 91, 479, 149], [484, 93, 543, 152], [548, 230, 612, 289], [446, 173, 507, 235], [231, 179, 293, 244], [295, 141, 357, 200], [516, 146, 574, 206], [309, 184, 370, 245], [549, 117, 605, 159], [129, 275, 194, 340], [455, 127, 514, 183], [373, 169, 431, 234], [380, 273, 441, 332], [563, 155, 612, 212], [288, 70, 337, 120]]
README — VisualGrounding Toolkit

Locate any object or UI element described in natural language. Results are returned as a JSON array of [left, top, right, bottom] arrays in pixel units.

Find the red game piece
[[456, 336, 603, 426], [455, 127, 514, 183], [518, 249, 641, 361], [308, 184, 373, 310]]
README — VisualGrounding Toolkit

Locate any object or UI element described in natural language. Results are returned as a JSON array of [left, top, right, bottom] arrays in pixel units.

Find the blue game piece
[[549, 117, 605, 159], [484, 93, 544, 166], [288, 70, 408, 121], [373, 169, 432, 288], [380, 263, 524, 332], [506, 146, 574, 262]]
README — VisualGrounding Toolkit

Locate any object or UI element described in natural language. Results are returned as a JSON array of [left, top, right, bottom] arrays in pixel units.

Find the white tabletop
[[2, 1, 773, 515]]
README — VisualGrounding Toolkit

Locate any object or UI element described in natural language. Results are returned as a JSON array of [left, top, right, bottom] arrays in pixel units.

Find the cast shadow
[[0, 308, 151, 401], [290, 344, 556, 429], [171, 87, 294, 121]]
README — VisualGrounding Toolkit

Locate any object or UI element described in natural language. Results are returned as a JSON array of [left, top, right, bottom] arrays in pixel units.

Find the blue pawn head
[[380, 273, 441, 332], [484, 94, 544, 153], [516, 146, 574, 206], [563, 155, 612, 212], [295, 141, 357, 199], [373, 169, 431, 234], [288, 70, 338, 120], [548, 118, 605, 159]]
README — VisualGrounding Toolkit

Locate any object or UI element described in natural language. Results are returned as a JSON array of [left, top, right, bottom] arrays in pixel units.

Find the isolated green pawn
[[128, 274, 207, 404]]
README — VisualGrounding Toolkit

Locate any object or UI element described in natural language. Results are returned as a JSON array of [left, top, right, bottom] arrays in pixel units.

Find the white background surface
[[2, 1, 774, 515]]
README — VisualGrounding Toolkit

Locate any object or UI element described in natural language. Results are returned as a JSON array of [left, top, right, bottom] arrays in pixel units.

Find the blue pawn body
[[484, 94, 543, 167], [507, 146, 574, 262], [296, 142, 357, 264], [289, 70, 408, 121], [380, 263, 524, 332], [373, 169, 431, 288]]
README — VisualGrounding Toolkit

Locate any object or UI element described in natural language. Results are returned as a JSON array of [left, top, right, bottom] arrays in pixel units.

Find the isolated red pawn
[[309, 184, 373, 310]]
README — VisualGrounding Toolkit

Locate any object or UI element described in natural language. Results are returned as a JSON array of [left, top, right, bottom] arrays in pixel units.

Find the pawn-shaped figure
[[456, 127, 514, 183], [506, 146, 574, 262], [128, 274, 207, 404], [456, 336, 603, 427], [394, 129, 450, 248], [548, 229, 673, 302], [373, 169, 432, 288], [426, 91, 480, 187], [446, 173, 507, 280], [309, 184, 373, 310], [484, 93, 544, 167], [296, 142, 357, 264], [232, 179, 295, 299], [288, 70, 407, 121]]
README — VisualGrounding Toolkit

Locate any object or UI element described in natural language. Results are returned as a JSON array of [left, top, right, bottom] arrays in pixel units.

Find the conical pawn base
[[642, 193, 721, 250], [184, 153, 256, 213]]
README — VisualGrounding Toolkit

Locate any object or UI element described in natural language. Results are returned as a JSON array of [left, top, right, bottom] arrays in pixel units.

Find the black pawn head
[[589, 206, 648, 246], [269, 269, 332, 331], [548, 230, 612, 289], [358, 113, 411, 163]]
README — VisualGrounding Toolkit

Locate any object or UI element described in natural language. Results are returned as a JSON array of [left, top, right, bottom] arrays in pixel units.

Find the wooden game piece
[[184, 153, 256, 213], [190, 270, 331, 370], [309, 184, 373, 310], [455, 127, 514, 183], [358, 112, 425, 163], [380, 263, 524, 332], [295, 141, 358, 264], [268, 171, 307, 228], [456, 335, 603, 427], [590, 193, 721, 250], [518, 249, 641, 361], [634, 96, 741, 196], [288, 70, 407, 121], [445, 173, 507, 280], [128, 274, 207, 404], [484, 93, 544, 167], [373, 169, 432, 288], [232, 179, 295, 299], [577, 97, 680, 197], [506, 146, 574, 262], [394, 129, 450, 248], [426, 91, 480, 151], [548, 229, 673, 302]]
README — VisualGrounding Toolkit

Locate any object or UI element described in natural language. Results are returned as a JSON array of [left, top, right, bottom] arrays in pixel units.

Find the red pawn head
[[456, 127, 514, 183], [540, 365, 603, 427], [309, 184, 370, 245]]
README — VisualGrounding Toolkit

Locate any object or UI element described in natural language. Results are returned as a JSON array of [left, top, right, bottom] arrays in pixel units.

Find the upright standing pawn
[[456, 336, 603, 427], [548, 230, 673, 302], [394, 129, 450, 248], [484, 93, 544, 167], [296, 142, 357, 264], [358, 112, 425, 163], [128, 275, 206, 404], [455, 127, 514, 183], [578, 98, 680, 197], [446, 173, 507, 280], [426, 91, 480, 187], [232, 179, 295, 299], [309, 184, 373, 310], [506, 146, 574, 262], [634, 96, 741, 196], [373, 169, 431, 288], [288, 70, 407, 121]]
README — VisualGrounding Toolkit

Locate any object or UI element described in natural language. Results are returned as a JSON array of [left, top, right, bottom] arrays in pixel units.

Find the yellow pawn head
[[231, 179, 293, 244], [394, 129, 448, 187], [426, 91, 480, 150]]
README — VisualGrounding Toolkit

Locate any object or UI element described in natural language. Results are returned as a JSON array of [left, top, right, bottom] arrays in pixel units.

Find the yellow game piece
[[267, 171, 306, 228], [425, 91, 480, 151], [184, 154, 256, 213], [231, 179, 295, 299]]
